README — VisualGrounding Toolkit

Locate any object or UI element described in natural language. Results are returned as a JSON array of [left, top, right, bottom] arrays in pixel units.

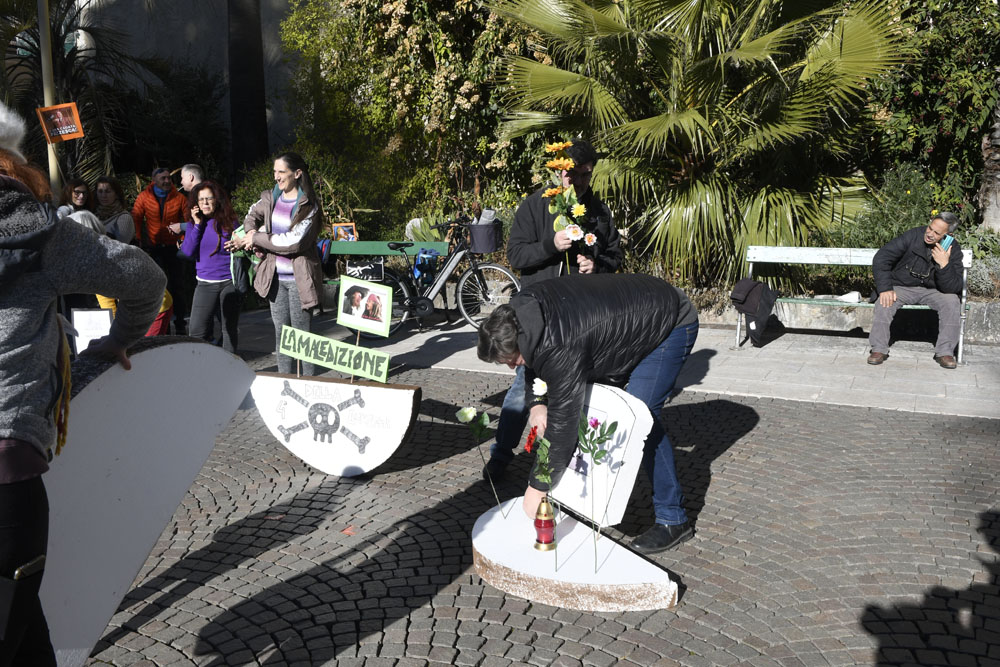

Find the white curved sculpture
[[251, 372, 420, 476], [473, 383, 675, 611], [40, 340, 254, 667]]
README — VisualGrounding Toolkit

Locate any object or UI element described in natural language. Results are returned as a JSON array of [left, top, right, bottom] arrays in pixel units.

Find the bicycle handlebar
[[428, 214, 473, 230]]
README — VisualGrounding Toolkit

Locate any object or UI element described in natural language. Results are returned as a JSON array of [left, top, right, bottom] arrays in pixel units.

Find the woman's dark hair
[[94, 176, 125, 206], [60, 177, 93, 211], [477, 305, 520, 364], [274, 151, 321, 229], [188, 180, 236, 256]]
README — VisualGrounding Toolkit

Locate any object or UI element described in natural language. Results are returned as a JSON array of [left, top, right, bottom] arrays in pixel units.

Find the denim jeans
[[489, 365, 528, 463], [630, 321, 699, 526], [269, 279, 315, 376], [491, 321, 699, 527]]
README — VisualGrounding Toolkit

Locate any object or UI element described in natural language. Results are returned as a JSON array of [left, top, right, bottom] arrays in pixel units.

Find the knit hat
[[0, 101, 27, 163]]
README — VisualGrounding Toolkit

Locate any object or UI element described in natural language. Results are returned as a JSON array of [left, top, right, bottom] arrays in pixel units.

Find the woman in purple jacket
[[180, 180, 240, 353]]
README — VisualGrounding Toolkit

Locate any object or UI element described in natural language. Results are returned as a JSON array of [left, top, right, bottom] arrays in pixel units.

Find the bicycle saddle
[[387, 242, 414, 251]]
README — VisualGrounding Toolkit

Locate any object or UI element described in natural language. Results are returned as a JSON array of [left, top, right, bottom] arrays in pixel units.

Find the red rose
[[525, 426, 538, 453]]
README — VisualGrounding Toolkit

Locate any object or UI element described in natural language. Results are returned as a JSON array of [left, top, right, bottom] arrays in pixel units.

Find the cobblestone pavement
[[88, 355, 1000, 666]]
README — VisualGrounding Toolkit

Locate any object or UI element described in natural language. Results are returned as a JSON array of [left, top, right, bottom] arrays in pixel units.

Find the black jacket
[[506, 186, 622, 289], [512, 274, 694, 491], [873, 226, 964, 295]]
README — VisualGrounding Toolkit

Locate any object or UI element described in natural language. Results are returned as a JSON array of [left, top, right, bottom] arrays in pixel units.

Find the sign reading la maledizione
[[279, 326, 390, 383]]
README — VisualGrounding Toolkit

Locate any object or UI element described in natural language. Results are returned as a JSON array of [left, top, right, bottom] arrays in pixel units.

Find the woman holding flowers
[[228, 152, 324, 375], [478, 273, 699, 555], [482, 138, 622, 482]]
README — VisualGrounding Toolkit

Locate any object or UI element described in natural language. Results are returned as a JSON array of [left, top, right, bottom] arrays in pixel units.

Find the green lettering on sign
[[278, 326, 390, 383]]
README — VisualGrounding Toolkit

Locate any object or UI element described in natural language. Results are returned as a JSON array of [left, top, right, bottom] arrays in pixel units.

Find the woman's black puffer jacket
[[512, 273, 683, 490]]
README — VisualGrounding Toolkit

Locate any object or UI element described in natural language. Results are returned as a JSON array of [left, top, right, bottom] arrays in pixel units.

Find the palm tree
[[1, 0, 146, 181], [495, 0, 905, 284]]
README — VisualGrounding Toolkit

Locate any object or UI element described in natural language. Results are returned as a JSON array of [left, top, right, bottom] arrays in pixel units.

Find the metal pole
[[36, 0, 59, 193]]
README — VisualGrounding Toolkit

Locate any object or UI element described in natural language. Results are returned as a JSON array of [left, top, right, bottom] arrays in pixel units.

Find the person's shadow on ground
[[860, 509, 1000, 666], [180, 395, 758, 664]]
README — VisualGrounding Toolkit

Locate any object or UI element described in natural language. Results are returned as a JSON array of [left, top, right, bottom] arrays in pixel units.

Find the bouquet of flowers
[[541, 141, 597, 272]]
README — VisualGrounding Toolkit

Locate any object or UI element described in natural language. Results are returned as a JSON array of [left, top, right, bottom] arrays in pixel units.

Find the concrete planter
[[700, 300, 1000, 345]]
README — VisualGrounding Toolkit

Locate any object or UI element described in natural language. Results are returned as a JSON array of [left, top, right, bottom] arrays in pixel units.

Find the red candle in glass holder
[[534, 496, 556, 551]]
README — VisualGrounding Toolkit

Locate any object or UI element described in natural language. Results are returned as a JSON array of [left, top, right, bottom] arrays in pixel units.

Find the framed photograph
[[36, 103, 85, 143], [332, 222, 357, 242], [337, 276, 392, 337], [70, 308, 113, 355]]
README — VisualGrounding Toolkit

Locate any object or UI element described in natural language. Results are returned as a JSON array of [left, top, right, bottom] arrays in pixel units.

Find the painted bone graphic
[[251, 373, 421, 477], [277, 380, 369, 452]]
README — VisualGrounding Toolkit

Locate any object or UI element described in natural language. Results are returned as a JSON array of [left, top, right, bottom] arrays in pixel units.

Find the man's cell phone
[[940, 234, 954, 250]]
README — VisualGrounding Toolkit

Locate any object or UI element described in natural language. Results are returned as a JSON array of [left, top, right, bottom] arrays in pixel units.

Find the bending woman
[[180, 180, 240, 353], [231, 152, 323, 374]]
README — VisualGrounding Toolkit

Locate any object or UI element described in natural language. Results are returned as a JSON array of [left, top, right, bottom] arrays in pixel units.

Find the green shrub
[[968, 256, 1000, 298]]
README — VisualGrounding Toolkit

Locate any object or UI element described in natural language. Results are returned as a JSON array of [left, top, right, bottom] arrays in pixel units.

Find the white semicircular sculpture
[[473, 383, 677, 612], [251, 372, 421, 476], [40, 339, 255, 667]]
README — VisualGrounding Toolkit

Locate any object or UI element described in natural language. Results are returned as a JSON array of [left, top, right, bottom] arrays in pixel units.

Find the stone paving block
[[88, 367, 1000, 667]]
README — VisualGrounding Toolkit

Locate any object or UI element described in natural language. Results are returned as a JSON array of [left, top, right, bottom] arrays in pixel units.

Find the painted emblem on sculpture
[[252, 373, 421, 476]]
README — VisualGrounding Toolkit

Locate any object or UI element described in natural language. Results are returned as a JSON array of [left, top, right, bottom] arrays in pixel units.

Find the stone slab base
[[472, 499, 678, 612]]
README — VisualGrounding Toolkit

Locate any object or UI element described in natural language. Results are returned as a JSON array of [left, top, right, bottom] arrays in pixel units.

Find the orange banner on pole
[[36, 103, 84, 143]]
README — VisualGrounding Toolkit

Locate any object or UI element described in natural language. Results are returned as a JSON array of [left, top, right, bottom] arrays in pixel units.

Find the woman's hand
[[523, 486, 546, 518], [82, 336, 132, 370], [528, 404, 548, 438], [190, 207, 203, 225]]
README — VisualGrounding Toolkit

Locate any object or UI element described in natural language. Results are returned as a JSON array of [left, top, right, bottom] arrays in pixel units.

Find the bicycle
[[365, 215, 520, 337]]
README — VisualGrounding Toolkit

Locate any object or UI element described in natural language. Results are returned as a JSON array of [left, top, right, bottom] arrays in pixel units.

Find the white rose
[[456, 407, 477, 423], [532, 378, 548, 396]]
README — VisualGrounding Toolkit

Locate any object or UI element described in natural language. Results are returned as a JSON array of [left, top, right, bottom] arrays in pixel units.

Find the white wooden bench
[[737, 246, 974, 363]]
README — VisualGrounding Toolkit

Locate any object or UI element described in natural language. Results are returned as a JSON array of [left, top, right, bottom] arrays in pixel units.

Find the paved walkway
[[244, 309, 1000, 418], [87, 311, 1000, 666]]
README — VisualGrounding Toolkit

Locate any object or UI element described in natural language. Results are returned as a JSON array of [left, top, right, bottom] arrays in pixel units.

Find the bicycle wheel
[[359, 269, 412, 339], [456, 263, 520, 328]]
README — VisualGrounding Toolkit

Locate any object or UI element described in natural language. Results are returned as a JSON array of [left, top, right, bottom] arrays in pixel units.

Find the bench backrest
[[746, 245, 972, 269], [327, 241, 450, 256]]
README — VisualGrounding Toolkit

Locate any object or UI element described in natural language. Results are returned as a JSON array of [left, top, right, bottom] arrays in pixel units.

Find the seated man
[[477, 274, 699, 554], [868, 211, 964, 369]]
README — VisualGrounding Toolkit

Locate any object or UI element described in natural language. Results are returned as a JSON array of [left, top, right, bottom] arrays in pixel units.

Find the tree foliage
[[0, 0, 149, 182], [496, 0, 906, 285], [279, 0, 542, 227], [867, 0, 1000, 221]]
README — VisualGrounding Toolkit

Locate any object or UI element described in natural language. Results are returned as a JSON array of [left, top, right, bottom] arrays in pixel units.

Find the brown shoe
[[867, 351, 888, 365], [934, 355, 957, 369]]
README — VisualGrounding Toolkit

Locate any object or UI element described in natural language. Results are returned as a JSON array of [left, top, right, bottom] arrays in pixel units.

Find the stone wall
[[699, 300, 1000, 345]]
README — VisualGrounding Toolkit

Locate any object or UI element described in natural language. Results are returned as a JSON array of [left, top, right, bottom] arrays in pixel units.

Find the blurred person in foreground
[[0, 103, 165, 665], [478, 273, 698, 554]]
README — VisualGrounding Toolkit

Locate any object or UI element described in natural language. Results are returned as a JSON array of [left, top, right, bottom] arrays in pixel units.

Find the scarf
[[96, 201, 124, 221]]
